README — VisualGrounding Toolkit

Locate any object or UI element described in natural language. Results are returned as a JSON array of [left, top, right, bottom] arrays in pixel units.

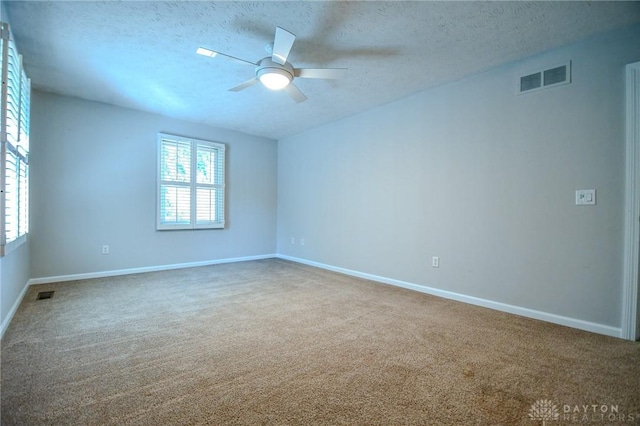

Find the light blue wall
[[277, 24, 640, 329], [0, 242, 30, 333], [30, 92, 278, 279], [0, 0, 31, 336]]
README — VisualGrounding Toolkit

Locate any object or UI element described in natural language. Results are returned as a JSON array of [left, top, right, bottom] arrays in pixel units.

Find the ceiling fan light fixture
[[257, 68, 291, 90]]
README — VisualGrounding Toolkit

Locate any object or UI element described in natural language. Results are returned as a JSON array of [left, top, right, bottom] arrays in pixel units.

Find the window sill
[[2, 234, 28, 257]]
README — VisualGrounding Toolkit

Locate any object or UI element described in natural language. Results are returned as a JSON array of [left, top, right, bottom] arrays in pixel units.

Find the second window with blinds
[[1, 22, 31, 256], [157, 133, 225, 230]]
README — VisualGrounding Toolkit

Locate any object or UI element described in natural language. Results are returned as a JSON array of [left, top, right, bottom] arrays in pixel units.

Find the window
[[157, 133, 225, 230], [1, 23, 30, 256]]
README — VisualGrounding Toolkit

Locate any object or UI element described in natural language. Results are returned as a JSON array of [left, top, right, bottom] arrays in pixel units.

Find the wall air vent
[[520, 72, 542, 92], [519, 61, 571, 94]]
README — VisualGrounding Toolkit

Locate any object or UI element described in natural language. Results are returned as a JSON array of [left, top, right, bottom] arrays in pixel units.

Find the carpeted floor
[[1, 259, 639, 425]]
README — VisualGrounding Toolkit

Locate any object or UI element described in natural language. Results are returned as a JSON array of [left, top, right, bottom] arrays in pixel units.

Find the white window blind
[[1, 22, 30, 256], [157, 133, 225, 230]]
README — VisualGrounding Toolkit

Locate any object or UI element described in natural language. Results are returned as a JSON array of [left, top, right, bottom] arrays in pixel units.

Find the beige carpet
[[1, 259, 639, 425]]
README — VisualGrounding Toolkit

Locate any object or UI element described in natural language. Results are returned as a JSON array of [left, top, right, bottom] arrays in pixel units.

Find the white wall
[[278, 24, 640, 330], [30, 91, 277, 279], [0, 0, 31, 335], [1, 242, 30, 335]]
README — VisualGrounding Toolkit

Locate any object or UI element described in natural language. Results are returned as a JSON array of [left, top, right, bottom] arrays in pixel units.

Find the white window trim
[[3, 233, 26, 256], [156, 133, 226, 231]]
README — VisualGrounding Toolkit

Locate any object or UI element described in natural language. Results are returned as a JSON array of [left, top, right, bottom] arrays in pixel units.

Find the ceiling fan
[[197, 27, 347, 103]]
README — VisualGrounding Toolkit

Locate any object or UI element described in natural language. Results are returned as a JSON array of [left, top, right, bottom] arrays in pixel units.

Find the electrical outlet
[[432, 256, 439, 268], [291, 237, 296, 245], [102, 245, 110, 255], [300, 238, 305, 246], [575, 189, 596, 206]]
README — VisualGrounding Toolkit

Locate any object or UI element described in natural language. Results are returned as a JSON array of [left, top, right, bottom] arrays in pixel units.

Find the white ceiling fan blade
[[196, 47, 257, 66], [284, 83, 307, 103], [229, 78, 259, 92], [272, 27, 296, 65], [294, 68, 348, 79]]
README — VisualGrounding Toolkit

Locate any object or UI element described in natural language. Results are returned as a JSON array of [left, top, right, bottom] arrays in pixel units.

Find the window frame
[[156, 133, 226, 231], [1, 22, 30, 256]]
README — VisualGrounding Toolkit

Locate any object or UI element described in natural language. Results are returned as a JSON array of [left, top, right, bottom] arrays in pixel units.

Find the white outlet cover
[[575, 189, 596, 205]]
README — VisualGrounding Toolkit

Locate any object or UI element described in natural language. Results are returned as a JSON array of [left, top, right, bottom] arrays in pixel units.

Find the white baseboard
[[1, 277, 30, 340], [276, 254, 622, 339], [28, 254, 278, 285]]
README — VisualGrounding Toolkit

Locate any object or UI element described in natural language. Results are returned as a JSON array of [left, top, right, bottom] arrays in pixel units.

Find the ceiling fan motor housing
[[256, 57, 294, 83]]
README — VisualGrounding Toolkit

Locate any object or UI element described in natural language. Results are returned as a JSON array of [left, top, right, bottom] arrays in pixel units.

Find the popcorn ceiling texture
[[4, 1, 640, 139]]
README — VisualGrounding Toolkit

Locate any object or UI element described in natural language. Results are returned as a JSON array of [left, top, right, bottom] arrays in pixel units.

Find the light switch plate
[[576, 189, 596, 205]]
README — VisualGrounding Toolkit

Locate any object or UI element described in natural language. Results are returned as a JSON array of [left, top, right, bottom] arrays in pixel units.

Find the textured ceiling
[[4, 1, 640, 140]]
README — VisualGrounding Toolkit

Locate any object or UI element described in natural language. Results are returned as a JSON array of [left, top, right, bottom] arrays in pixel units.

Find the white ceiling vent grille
[[519, 61, 571, 94]]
